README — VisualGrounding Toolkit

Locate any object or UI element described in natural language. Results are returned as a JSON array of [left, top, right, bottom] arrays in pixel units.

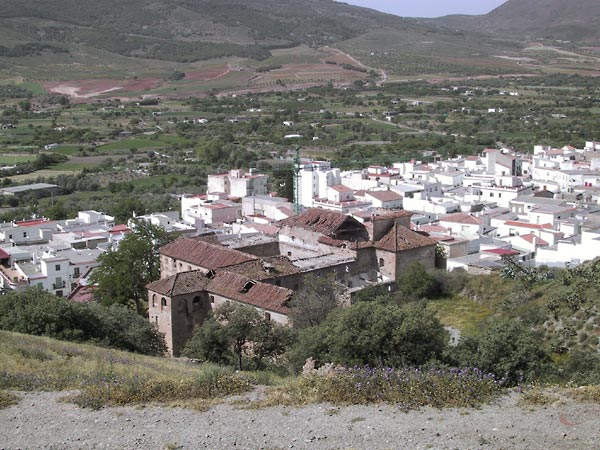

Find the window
[[379, 258, 385, 267], [55, 264, 61, 271], [73, 267, 80, 278], [23, 232, 27, 238], [56, 290, 63, 297], [240, 280, 256, 293], [193, 296, 200, 305], [264, 312, 271, 321], [209, 295, 215, 304], [287, 251, 292, 257], [152, 294, 156, 307], [161, 297, 167, 309]]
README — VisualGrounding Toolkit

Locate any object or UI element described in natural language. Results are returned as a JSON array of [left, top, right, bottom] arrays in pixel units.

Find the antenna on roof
[[293, 147, 301, 214]]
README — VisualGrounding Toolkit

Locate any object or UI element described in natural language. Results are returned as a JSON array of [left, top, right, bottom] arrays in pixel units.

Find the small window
[[161, 297, 167, 309], [206, 270, 216, 279], [193, 296, 200, 305], [379, 258, 385, 267], [264, 312, 271, 321], [209, 295, 215, 304], [152, 294, 156, 307], [73, 267, 80, 278], [287, 251, 292, 257], [23, 232, 27, 238], [55, 264, 61, 271], [56, 290, 63, 297]]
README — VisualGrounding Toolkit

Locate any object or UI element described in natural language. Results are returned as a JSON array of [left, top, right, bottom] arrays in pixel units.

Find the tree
[[182, 303, 292, 370], [288, 274, 342, 328], [452, 319, 549, 385], [395, 262, 441, 302], [90, 220, 170, 315], [289, 302, 447, 370]]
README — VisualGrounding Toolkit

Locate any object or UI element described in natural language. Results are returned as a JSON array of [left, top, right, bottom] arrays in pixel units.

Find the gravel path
[[1, 390, 599, 449]]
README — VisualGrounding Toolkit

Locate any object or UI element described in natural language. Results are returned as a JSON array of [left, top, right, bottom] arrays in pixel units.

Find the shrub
[[0, 289, 166, 355], [262, 366, 504, 408]]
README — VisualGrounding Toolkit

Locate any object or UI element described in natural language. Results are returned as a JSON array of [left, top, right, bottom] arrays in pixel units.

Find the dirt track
[[1, 390, 599, 449]]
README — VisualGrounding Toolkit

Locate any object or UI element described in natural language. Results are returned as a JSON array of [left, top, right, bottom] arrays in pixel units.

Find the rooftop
[[160, 238, 257, 269]]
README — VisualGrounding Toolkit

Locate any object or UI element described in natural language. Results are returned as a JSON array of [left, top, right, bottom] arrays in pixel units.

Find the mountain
[[436, 0, 600, 43], [0, 0, 414, 63]]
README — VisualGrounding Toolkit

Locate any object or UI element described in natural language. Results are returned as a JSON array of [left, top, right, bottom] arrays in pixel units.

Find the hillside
[[436, 0, 600, 43], [0, 0, 412, 62]]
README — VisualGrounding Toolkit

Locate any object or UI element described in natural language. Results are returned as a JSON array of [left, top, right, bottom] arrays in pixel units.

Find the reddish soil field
[[184, 65, 230, 81]]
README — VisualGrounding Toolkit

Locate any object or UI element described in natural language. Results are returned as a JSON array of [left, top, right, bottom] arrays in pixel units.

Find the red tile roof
[[484, 248, 520, 256], [504, 221, 553, 230], [329, 184, 353, 193], [439, 213, 481, 225], [365, 190, 402, 202], [279, 208, 362, 236], [147, 269, 292, 315], [375, 223, 437, 252], [0, 248, 10, 259], [160, 238, 257, 269], [519, 233, 550, 246], [109, 224, 131, 234], [14, 219, 54, 227], [146, 270, 210, 297]]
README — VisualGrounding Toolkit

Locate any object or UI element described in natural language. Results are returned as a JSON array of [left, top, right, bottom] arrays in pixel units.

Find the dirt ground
[[1, 390, 599, 450]]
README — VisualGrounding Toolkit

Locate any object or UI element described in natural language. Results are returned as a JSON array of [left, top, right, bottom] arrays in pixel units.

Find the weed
[[0, 390, 21, 409]]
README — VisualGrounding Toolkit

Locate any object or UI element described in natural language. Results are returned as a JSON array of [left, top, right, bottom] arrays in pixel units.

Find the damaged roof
[[375, 223, 437, 252], [279, 208, 363, 236], [160, 238, 257, 269]]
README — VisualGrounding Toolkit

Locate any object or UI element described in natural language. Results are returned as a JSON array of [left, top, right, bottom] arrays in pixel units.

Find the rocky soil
[[1, 390, 599, 450]]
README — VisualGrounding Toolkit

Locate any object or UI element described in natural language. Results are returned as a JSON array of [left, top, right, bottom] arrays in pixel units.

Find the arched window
[[161, 297, 167, 309], [152, 294, 156, 307], [193, 296, 200, 304]]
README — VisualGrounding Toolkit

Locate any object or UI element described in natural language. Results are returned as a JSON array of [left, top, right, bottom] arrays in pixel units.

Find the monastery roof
[[279, 208, 361, 236], [210, 271, 292, 314], [225, 256, 299, 280], [160, 238, 257, 269], [148, 269, 292, 314], [374, 223, 437, 252], [146, 270, 210, 297]]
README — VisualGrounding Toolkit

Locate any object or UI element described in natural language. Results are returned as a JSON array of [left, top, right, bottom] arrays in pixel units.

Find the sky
[[338, 0, 508, 18]]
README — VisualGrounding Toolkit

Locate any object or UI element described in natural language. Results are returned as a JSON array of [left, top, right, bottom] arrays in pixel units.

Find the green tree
[[182, 303, 292, 370], [289, 302, 447, 370], [90, 220, 170, 315], [453, 319, 549, 385], [288, 274, 342, 328], [395, 262, 441, 302]]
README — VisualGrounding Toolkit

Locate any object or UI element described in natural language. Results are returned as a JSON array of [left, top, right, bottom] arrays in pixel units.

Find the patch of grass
[[519, 387, 561, 407], [0, 330, 255, 410], [568, 386, 600, 403], [0, 390, 21, 409], [428, 295, 493, 336], [258, 367, 504, 409], [0, 154, 37, 164]]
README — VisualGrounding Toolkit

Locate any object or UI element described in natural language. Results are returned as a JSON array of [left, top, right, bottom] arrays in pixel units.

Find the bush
[[288, 301, 448, 371], [262, 366, 504, 408], [0, 289, 166, 355], [452, 319, 549, 385]]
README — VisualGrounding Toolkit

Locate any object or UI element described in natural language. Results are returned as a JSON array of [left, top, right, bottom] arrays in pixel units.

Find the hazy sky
[[338, 0, 508, 18]]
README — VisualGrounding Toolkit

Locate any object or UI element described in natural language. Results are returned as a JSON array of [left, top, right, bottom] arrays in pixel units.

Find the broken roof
[[439, 213, 481, 225], [375, 223, 437, 252], [365, 190, 403, 202], [147, 269, 293, 315], [160, 238, 257, 269], [279, 208, 363, 236]]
